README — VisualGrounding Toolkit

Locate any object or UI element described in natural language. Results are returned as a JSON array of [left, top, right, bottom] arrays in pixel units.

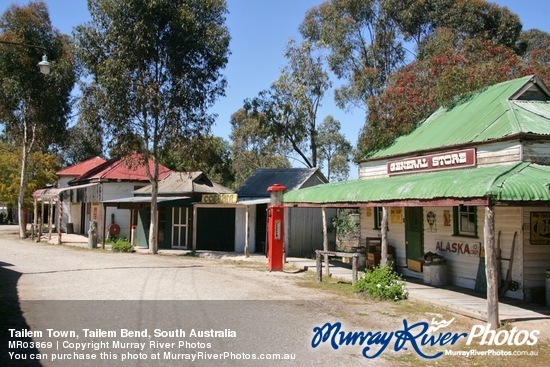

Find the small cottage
[[34, 154, 172, 240]]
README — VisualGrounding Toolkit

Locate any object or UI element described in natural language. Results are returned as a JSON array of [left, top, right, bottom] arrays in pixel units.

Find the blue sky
[[2, 0, 549, 178]]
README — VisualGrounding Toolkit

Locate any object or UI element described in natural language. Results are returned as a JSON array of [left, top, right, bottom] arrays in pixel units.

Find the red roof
[[69, 154, 173, 184], [57, 157, 107, 176]]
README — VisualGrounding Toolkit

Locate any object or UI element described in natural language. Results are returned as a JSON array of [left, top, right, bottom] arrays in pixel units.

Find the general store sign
[[387, 148, 476, 175]]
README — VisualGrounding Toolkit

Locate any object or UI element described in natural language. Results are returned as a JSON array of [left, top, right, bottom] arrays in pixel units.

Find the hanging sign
[[530, 212, 550, 245], [387, 148, 476, 175]]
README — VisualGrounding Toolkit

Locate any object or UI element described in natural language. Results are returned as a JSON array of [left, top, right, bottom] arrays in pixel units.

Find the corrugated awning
[[237, 198, 270, 206], [33, 183, 99, 200], [284, 162, 550, 207], [102, 196, 189, 204]]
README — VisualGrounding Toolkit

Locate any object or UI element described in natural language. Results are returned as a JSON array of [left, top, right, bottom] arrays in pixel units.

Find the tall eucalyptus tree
[[74, 0, 230, 253]]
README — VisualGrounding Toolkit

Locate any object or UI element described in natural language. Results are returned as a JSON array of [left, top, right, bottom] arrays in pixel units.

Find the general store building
[[285, 75, 550, 304]]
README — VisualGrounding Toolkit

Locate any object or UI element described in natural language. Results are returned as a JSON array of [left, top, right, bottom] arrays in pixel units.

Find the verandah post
[[381, 206, 388, 267], [322, 207, 330, 277], [484, 204, 499, 328]]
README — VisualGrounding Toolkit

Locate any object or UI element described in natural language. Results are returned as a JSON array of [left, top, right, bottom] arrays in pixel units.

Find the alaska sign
[[387, 149, 476, 175], [436, 241, 481, 257]]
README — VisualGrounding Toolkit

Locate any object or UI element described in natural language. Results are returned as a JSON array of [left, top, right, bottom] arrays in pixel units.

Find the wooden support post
[[484, 205, 499, 328], [352, 254, 358, 285], [316, 252, 322, 283], [192, 205, 198, 252], [102, 203, 107, 249], [244, 206, 250, 258], [38, 200, 44, 241], [57, 198, 62, 245], [381, 207, 388, 267], [322, 207, 330, 278], [48, 198, 53, 240], [32, 197, 38, 241]]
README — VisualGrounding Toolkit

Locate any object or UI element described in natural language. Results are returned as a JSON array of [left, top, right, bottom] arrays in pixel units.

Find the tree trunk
[[18, 142, 28, 239], [148, 179, 159, 254]]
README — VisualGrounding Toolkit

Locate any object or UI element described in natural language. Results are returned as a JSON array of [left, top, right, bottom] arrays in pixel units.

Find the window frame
[[453, 205, 478, 238]]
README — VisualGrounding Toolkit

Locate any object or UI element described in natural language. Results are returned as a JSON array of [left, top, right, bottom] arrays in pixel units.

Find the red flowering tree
[[357, 28, 548, 158]]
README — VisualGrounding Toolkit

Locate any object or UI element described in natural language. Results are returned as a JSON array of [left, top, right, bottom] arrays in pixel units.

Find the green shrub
[[109, 238, 134, 253], [354, 265, 408, 301]]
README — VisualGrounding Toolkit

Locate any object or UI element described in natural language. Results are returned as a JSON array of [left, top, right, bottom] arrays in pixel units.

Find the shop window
[[373, 207, 383, 229], [453, 205, 477, 237], [373, 207, 389, 231]]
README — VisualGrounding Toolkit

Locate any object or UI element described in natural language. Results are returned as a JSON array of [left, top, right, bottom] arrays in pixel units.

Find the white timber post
[[484, 204, 499, 328], [322, 206, 330, 277], [381, 206, 389, 267]]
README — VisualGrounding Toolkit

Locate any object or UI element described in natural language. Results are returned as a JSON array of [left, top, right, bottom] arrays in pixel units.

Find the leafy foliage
[[297, 0, 546, 160], [331, 209, 359, 238], [229, 108, 290, 189], [317, 116, 352, 182], [300, 0, 406, 109], [246, 39, 331, 169], [354, 265, 408, 301], [74, 0, 230, 253], [109, 237, 134, 253], [0, 1, 76, 237], [0, 142, 59, 208], [62, 120, 104, 166], [160, 134, 235, 189], [357, 27, 544, 158]]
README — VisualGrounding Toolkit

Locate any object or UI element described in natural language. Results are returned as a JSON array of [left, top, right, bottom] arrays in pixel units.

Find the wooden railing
[[315, 250, 360, 285]]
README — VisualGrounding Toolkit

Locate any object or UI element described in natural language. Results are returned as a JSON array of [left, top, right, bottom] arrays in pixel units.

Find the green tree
[[0, 1, 76, 238], [299, 0, 527, 160], [0, 142, 59, 210], [63, 121, 104, 166], [160, 134, 235, 189], [358, 28, 538, 157], [518, 29, 550, 83], [384, 0, 521, 54], [300, 0, 406, 109], [247, 39, 330, 169], [317, 116, 352, 182], [74, 0, 230, 253], [229, 108, 291, 189]]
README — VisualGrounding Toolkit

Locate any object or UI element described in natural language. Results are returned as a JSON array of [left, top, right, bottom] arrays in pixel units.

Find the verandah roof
[[283, 162, 550, 207]]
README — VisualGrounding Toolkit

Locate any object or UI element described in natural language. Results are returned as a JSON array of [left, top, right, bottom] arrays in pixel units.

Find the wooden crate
[[407, 259, 423, 272]]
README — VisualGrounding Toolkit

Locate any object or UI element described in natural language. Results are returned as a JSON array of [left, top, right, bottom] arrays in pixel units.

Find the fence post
[[352, 254, 358, 285]]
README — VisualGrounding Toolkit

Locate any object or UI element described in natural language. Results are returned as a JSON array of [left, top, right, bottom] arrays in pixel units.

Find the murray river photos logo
[[311, 318, 540, 359]]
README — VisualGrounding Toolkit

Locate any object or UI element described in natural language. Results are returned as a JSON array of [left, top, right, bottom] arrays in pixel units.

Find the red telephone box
[[267, 184, 286, 271]]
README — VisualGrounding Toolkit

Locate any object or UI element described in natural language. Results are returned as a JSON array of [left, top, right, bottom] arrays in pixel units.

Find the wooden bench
[[315, 250, 360, 285]]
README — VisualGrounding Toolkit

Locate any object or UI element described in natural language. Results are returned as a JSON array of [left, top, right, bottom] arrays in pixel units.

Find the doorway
[[405, 207, 424, 269]]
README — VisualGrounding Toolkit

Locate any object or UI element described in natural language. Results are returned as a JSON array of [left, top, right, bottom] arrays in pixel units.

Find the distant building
[[34, 154, 171, 240]]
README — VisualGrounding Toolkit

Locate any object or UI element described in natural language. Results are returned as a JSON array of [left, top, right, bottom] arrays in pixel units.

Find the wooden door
[[405, 207, 424, 266]]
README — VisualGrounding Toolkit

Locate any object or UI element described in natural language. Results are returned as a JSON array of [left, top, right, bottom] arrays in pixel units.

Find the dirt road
[[1, 227, 548, 367]]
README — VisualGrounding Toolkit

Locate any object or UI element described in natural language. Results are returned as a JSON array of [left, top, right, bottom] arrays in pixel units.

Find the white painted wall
[[360, 205, 526, 300]]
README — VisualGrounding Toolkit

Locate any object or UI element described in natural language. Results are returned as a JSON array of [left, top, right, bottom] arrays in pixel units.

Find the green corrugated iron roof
[[368, 75, 550, 159], [284, 163, 550, 205]]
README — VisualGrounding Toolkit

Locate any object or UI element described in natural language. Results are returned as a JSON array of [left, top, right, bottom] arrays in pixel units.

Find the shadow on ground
[[0, 261, 43, 366]]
